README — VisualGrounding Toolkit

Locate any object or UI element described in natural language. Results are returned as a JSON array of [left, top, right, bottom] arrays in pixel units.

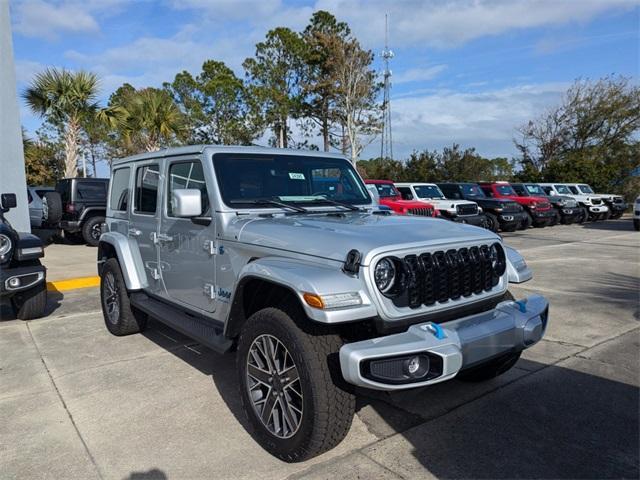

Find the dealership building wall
[[0, 1, 30, 232]]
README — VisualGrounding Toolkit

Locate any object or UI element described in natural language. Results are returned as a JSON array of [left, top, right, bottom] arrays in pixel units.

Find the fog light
[[365, 353, 442, 384], [8, 277, 20, 288]]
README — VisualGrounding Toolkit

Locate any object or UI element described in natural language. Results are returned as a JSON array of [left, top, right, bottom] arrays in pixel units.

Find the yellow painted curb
[[47, 276, 100, 292]]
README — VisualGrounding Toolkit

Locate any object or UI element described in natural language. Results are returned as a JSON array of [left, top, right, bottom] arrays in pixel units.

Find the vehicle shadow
[[123, 468, 168, 480], [580, 217, 635, 232], [140, 321, 639, 479]]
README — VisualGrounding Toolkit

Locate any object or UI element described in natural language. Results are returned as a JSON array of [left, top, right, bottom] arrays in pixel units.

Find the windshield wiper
[[313, 197, 363, 211], [229, 198, 308, 213]]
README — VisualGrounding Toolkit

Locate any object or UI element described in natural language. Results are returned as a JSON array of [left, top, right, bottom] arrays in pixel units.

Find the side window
[[480, 186, 493, 197], [134, 164, 159, 214], [167, 161, 209, 217], [110, 168, 130, 212], [543, 187, 553, 195], [568, 186, 578, 194], [397, 187, 413, 200], [512, 185, 525, 195], [77, 181, 107, 200]]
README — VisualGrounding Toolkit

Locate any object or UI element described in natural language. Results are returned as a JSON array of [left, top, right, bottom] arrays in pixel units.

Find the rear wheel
[[82, 215, 105, 247], [549, 211, 561, 226], [12, 282, 47, 320], [100, 258, 147, 336], [237, 304, 355, 462]]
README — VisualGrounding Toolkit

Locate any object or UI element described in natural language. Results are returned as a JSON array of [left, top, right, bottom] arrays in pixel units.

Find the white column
[[0, 1, 30, 232]]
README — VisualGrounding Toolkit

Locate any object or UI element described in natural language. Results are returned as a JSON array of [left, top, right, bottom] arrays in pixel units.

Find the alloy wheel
[[246, 334, 303, 439], [103, 271, 120, 324]]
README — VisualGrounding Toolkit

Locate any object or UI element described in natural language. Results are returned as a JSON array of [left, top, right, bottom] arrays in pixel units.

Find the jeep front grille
[[538, 202, 552, 210], [456, 204, 479, 216], [390, 244, 504, 309], [502, 202, 521, 213], [407, 207, 435, 217], [591, 198, 602, 205]]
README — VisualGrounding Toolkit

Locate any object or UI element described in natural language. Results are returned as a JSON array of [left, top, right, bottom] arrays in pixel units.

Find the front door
[[130, 162, 162, 295], [158, 158, 216, 313]]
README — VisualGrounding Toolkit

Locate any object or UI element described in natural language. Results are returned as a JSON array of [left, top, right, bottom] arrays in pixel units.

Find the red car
[[365, 180, 436, 217], [478, 181, 555, 228]]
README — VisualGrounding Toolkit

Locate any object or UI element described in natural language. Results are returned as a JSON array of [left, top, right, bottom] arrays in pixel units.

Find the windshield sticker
[[289, 172, 305, 180]]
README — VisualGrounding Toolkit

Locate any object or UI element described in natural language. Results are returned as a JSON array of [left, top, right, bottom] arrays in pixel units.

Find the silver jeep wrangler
[[98, 146, 548, 462]]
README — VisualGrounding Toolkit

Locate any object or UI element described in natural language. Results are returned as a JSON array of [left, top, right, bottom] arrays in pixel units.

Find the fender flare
[[224, 256, 376, 335], [80, 207, 107, 222], [98, 231, 148, 290], [505, 246, 533, 283]]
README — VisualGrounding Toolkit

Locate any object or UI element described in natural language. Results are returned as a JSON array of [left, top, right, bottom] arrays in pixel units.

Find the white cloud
[[393, 65, 447, 84], [11, 0, 126, 40], [363, 82, 569, 158], [314, 0, 636, 49]]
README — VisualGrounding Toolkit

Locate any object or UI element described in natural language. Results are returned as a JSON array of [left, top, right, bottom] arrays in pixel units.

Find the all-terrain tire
[[82, 215, 105, 247], [457, 351, 522, 382], [12, 282, 47, 320], [484, 213, 499, 232], [42, 192, 62, 225], [522, 212, 533, 229], [576, 207, 587, 224], [100, 258, 147, 336], [549, 211, 561, 226], [237, 303, 355, 462]]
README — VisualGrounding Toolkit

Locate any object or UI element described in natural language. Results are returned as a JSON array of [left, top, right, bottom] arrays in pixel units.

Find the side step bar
[[130, 293, 233, 354]]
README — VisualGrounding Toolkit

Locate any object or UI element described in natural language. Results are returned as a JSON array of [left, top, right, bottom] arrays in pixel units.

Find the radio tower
[[380, 14, 394, 160]]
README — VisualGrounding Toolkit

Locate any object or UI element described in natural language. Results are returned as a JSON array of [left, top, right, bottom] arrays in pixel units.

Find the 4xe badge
[[217, 287, 232, 302]]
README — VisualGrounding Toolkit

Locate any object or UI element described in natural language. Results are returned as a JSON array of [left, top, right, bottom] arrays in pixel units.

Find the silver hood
[[224, 212, 499, 265]]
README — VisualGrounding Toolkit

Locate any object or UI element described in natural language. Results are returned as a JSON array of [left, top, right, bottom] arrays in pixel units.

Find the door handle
[[155, 233, 174, 243], [128, 228, 142, 237]]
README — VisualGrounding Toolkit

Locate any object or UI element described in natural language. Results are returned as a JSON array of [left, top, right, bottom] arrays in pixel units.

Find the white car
[[634, 196, 639, 231], [539, 183, 609, 221], [564, 183, 627, 219], [395, 183, 487, 227]]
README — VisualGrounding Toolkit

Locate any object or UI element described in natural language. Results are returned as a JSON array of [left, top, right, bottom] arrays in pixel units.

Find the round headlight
[[0, 234, 12, 259], [374, 257, 396, 293], [489, 243, 506, 276]]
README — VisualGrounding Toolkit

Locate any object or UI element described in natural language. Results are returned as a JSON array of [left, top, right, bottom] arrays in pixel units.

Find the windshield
[[525, 184, 546, 196], [461, 184, 486, 198], [370, 183, 399, 198], [578, 184, 594, 194], [496, 185, 516, 196], [413, 185, 445, 199], [213, 153, 370, 208], [554, 185, 571, 194]]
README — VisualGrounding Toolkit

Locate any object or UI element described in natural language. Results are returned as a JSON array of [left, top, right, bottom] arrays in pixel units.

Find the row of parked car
[[364, 179, 629, 232]]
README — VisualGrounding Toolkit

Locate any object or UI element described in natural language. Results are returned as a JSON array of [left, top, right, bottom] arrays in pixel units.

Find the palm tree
[[23, 68, 100, 178], [106, 87, 186, 152]]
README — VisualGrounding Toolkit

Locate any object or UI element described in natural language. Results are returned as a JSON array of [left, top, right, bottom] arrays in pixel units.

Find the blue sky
[[10, 0, 640, 164]]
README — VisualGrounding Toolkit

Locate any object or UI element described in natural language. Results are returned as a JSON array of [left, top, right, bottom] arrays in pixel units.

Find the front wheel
[[484, 213, 499, 232], [576, 207, 587, 224], [12, 282, 47, 320], [521, 212, 533, 229], [237, 305, 355, 462], [549, 211, 560, 226]]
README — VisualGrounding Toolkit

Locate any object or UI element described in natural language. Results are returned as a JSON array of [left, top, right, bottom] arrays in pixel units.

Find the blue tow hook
[[424, 322, 446, 340], [515, 299, 528, 313]]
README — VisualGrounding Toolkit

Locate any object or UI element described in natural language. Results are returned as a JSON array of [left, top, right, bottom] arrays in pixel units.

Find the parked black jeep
[[437, 182, 526, 232], [0, 193, 47, 320], [46, 178, 109, 246], [511, 183, 582, 225]]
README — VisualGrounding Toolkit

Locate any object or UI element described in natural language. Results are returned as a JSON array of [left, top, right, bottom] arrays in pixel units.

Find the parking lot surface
[[1, 218, 638, 479]]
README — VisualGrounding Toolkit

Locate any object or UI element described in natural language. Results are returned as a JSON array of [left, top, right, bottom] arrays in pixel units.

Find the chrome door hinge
[[204, 283, 216, 300], [203, 240, 217, 256]]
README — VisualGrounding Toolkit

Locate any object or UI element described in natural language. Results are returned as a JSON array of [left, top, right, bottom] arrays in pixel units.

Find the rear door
[[131, 161, 162, 295], [158, 157, 217, 313]]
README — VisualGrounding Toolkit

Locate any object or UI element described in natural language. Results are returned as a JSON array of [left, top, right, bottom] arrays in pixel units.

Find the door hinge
[[203, 240, 217, 256], [204, 283, 216, 300], [151, 268, 160, 280]]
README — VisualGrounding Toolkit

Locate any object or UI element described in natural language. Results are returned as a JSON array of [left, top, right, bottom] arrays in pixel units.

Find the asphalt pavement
[[1, 217, 638, 479]]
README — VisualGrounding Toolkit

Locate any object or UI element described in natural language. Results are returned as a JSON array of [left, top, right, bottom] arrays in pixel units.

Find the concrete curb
[[47, 276, 100, 292]]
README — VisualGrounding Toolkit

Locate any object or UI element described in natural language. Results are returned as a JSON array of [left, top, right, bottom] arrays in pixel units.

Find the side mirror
[[171, 189, 202, 217], [1, 193, 17, 210]]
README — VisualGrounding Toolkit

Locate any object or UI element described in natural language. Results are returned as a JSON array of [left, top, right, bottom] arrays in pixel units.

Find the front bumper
[[497, 211, 526, 225], [452, 213, 486, 227], [531, 209, 555, 221], [588, 205, 609, 214], [340, 294, 548, 390], [0, 264, 46, 296], [559, 207, 580, 218], [609, 202, 627, 213]]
